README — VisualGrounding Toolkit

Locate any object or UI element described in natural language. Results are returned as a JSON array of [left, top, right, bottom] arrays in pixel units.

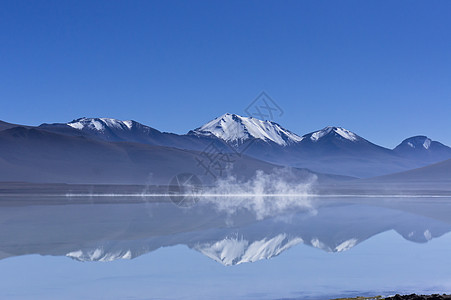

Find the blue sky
[[1, 0, 450, 148]]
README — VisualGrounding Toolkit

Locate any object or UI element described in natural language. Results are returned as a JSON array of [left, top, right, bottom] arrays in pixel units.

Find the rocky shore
[[385, 295, 451, 300], [335, 295, 451, 300]]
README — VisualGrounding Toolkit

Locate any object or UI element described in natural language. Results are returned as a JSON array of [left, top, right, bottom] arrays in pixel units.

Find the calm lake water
[[1, 194, 451, 299]]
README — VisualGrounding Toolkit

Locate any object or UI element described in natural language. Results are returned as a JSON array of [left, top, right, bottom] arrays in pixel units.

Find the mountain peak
[[190, 113, 303, 146], [67, 118, 134, 131], [399, 135, 432, 150], [393, 136, 451, 163], [304, 126, 361, 142]]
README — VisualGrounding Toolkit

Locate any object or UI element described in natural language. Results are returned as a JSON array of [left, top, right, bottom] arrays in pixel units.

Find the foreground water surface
[[1, 194, 451, 299]]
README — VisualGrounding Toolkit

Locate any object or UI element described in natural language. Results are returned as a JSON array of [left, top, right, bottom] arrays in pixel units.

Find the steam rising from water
[[198, 169, 318, 220]]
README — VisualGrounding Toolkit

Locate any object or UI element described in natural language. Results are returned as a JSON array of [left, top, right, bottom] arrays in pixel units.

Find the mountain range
[[0, 113, 450, 185]]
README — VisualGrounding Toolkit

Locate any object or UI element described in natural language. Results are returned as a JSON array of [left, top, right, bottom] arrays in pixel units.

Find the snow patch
[[334, 238, 358, 252], [68, 122, 84, 130], [123, 120, 133, 129], [335, 127, 358, 141], [310, 238, 331, 251], [423, 138, 431, 150]]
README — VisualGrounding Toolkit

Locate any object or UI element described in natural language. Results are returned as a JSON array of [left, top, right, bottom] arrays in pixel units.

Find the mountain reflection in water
[[1, 195, 451, 266]]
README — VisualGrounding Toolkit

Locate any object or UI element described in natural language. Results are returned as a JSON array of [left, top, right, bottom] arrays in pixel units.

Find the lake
[[1, 194, 451, 299]]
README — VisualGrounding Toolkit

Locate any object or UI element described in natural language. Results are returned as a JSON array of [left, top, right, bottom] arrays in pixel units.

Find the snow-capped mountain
[[294, 125, 386, 155], [303, 126, 362, 143], [189, 113, 303, 146], [396, 136, 433, 150], [40, 117, 162, 141], [67, 117, 135, 131], [38, 117, 217, 151], [254, 125, 404, 177], [394, 136, 451, 163]]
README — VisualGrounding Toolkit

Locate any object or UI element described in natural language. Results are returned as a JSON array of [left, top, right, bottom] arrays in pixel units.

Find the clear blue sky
[[1, 0, 450, 148]]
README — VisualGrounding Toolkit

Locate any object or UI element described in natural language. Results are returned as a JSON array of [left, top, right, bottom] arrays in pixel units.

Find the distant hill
[[0, 120, 23, 131], [372, 159, 451, 183]]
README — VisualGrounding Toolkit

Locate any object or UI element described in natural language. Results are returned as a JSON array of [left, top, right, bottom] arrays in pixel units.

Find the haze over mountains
[[0, 113, 450, 185]]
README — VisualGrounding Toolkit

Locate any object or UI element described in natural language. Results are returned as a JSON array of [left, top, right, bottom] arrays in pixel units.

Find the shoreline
[[334, 294, 451, 300]]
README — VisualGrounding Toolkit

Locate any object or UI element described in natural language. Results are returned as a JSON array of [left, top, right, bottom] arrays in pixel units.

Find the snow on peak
[[67, 118, 134, 131], [310, 237, 358, 253], [191, 113, 303, 146], [66, 248, 133, 262], [193, 234, 303, 266], [307, 126, 359, 142], [334, 238, 358, 252], [401, 136, 432, 150]]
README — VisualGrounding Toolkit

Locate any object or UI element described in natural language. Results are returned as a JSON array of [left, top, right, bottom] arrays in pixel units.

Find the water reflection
[[1, 195, 451, 265]]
